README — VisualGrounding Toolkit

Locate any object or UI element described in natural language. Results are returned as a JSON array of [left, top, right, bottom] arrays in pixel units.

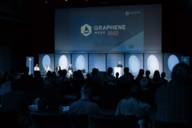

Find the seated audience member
[[151, 70, 162, 89], [69, 85, 102, 115], [105, 67, 116, 86], [88, 68, 103, 96], [115, 82, 151, 128], [139, 70, 151, 91], [135, 69, 144, 84], [155, 63, 192, 126], [118, 67, 134, 87], [115, 72, 119, 80], [115, 83, 150, 117], [160, 72, 168, 85], [118, 67, 134, 99]]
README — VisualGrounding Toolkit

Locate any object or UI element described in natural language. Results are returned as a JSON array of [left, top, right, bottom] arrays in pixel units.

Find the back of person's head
[[46, 71, 52, 78], [92, 68, 99, 76], [116, 72, 119, 78], [153, 70, 161, 81], [107, 67, 113, 75], [124, 67, 129, 74], [138, 69, 144, 76], [145, 70, 150, 78], [161, 72, 166, 79], [171, 62, 190, 83]]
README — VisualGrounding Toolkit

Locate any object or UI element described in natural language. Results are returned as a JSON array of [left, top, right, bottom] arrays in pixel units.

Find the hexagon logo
[[81, 24, 92, 37]]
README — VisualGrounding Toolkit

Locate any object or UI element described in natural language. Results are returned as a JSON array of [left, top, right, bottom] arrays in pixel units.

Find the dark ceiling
[[0, 0, 192, 56]]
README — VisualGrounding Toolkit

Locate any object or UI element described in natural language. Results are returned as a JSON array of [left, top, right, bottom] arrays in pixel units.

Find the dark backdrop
[[0, 0, 191, 71]]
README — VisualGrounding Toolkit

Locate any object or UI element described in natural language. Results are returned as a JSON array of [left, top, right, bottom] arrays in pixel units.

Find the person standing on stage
[[34, 64, 40, 71]]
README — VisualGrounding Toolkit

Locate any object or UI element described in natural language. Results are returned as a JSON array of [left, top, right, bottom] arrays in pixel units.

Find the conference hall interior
[[0, 0, 192, 128]]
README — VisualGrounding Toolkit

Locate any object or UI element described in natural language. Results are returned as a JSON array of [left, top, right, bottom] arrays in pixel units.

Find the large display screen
[[55, 5, 161, 53]]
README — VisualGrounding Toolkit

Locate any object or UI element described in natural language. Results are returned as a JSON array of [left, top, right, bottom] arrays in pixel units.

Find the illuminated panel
[[58, 55, 68, 70], [129, 55, 140, 76], [168, 54, 179, 72], [75, 55, 85, 70], [89, 54, 106, 72], [72, 54, 88, 73], [107, 54, 124, 69], [114, 67, 123, 77], [147, 55, 160, 74], [42, 55, 51, 71]]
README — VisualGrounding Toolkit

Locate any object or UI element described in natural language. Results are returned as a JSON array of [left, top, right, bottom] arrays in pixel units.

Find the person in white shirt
[[34, 64, 40, 71], [69, 85, 102, 115]]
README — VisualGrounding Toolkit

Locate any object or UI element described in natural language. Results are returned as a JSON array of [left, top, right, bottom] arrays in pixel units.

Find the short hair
[[107, 67, 113, 74], [124, 67, 129, 74], [171, 62, 190, 82]]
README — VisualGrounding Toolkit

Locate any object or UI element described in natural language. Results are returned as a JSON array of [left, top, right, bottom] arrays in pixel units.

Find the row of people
[[0, 63, 192, 127]]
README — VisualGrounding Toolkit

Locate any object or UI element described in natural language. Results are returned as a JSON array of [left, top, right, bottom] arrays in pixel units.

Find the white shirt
[[34, 66, 40, 71]]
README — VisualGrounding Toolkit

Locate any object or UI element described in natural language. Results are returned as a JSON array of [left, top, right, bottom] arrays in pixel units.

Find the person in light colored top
[[115, 97, 150, 117], [34, 64, 40, 71], [115, 82, 151, 128], [115, 81, 151, 117], [69, 85, 102, 115]]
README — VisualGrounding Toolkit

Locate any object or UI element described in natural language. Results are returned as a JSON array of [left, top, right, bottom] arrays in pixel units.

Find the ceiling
[[0, 0, 191, 22]]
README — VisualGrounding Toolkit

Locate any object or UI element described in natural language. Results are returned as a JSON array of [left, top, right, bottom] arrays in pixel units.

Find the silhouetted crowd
[[0, 62, 192, 128]]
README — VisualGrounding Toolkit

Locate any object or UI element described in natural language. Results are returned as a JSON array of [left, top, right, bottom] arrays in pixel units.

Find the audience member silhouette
[[115, 72, 119, 79], [155, 63, 192, 126], [139, 70, 151, 91], [119, 67, 134, 85], [105, 67, 116, 86], [118, 67, 134, 98], [115, 81, 150, 117], [160, 72, 168, 85], [151, 70, 162, 89], [87, 68, 103, 97], [135, 69, 144, 84], [115, 81, 151, 128], [69, 85, 102, 115]]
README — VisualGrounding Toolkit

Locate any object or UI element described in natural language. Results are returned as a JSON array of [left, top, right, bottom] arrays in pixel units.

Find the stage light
[[42, 54, 51, 71], [75, 55, 85, 70], [129, 55, 140, 76], [59, 55, 68, 70], [147, 55, 160, 74], [168, 54, 179, 72]]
